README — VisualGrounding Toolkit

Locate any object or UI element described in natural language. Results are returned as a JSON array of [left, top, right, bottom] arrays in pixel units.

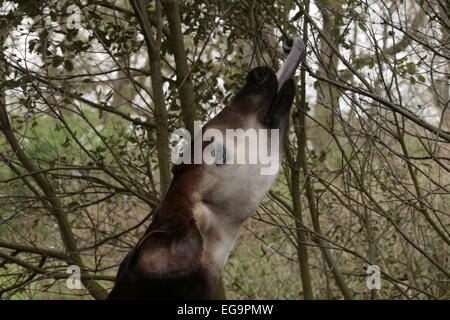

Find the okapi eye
[[211, 144, 226, 166], [216, 146, 227, 166]]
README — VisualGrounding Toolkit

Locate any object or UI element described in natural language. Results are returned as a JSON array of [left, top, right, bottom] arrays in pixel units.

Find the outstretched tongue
[[276, 37, 305, 92]]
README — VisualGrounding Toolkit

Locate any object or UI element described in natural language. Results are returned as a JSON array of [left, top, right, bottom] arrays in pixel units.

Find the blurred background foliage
[[0, 0, 449, 299]]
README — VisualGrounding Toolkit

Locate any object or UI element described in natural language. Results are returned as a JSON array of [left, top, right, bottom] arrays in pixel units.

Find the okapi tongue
[[276, 37, 305, 92]]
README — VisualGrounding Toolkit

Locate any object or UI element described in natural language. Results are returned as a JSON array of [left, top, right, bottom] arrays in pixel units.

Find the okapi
[[108, 37, 305, 300]]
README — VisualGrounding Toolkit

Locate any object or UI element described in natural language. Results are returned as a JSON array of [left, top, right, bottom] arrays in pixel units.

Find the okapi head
[[108, 37, 305, 300]]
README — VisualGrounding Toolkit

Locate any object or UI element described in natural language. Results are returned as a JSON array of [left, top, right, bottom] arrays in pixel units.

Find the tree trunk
[[131, 0, 171, 194], [310, 0, 343, 156], [162, 0, 196, 134]]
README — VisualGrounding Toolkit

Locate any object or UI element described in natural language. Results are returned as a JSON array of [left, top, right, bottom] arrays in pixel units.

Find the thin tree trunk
[[131, 0, 171, 194], [288, 157, 315, 300], [296, 96, 353, 299], [295, 80, 353, 299], [162, 0, 196, 134], [285, 0, 315, 299], [0, 98, 107, 300], [310, 0, 343, 156], [294, 2, 353, 297]]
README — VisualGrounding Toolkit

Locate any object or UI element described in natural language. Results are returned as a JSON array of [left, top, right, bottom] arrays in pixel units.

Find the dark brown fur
[[107, 67, 295, 300]]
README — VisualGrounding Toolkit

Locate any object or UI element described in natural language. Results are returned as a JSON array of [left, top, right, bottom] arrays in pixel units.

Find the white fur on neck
[[193, 201, 240, 272]]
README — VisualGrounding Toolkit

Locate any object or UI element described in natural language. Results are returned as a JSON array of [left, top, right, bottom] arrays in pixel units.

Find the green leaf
[[406, 62, 416, 74], [50, 10, 58, 22], [52, 56, 64, 68], [62, 80, 71, 91], [61, 137, 71, 148], [358, 21, 367, 32], [64, 60, 74, 72]]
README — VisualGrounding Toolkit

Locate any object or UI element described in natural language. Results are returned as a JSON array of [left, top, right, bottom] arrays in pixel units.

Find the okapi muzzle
[[107, 37, 305, 300]]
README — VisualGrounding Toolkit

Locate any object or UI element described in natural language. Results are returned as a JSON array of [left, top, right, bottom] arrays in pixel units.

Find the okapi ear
[[133, 221, 203, 278], [266, 79, 296, 128]]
